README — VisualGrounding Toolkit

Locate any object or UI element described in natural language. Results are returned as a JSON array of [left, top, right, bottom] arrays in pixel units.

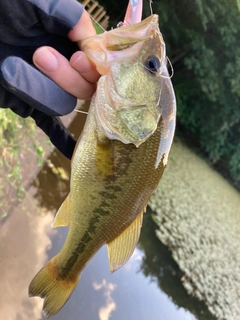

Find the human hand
[[33, 49, 100, 101], [32, 9, 100, 101], [0, 0, 99, 159]]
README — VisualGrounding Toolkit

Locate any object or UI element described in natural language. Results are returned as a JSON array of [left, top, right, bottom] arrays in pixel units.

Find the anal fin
[[52, 195, 70, 228], [107, 211, 143, 273]]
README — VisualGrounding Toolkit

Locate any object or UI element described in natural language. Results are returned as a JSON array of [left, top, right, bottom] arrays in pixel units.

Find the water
[[0, 108, 216, 320]]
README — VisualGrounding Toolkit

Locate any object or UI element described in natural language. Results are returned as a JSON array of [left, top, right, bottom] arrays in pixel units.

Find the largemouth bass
[[29, 14, 176, 317]]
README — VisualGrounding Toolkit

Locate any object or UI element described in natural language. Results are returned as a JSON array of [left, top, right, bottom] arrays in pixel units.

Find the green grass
[[93, 21, 105, 34], [0, 109, 45, 220]]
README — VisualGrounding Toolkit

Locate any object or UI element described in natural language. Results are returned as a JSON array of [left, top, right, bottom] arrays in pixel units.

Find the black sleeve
[[28, 0, 84, 36], [31, 110, 77, 160], [0, 0, 84, 47]]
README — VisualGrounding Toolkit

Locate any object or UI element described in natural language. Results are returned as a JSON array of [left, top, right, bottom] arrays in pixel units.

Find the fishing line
[[89, 14, 107, 33], [74, 109, 89, 115], [167, 56, 174, 78], [149, 0, 153, 15], [159, 56, 174, 79]]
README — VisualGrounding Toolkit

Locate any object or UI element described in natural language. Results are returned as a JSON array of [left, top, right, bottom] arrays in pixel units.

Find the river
[[0, 108, 217, 320]]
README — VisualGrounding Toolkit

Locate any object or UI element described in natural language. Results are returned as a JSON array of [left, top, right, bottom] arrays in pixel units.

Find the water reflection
[[0, 190, 56, 320], [138, 209, 216, 320], [93, 280, 117, 320], [0, 108, 216, 320]]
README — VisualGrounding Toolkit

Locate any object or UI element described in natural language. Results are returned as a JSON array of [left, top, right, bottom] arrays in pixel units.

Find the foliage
[[0, 109, 45, 214], [237, 0, 240, 11], [92, 21, 104, 34], [147, 0, 240, 185]]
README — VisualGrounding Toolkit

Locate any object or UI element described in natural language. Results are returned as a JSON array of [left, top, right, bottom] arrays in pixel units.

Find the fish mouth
[[80, 15, 161, 76]]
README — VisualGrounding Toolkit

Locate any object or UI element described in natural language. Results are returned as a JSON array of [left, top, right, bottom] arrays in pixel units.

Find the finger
[[68, 10, 96, 41], [33, 46, 96, 100], [70, 51, 100, 84]]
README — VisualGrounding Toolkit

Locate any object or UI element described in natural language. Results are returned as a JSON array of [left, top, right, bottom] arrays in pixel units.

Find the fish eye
[[144, 55, 161, 74]]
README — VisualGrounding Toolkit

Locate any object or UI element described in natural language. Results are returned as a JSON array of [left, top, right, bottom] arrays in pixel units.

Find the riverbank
[[0, 104, 80, 223]]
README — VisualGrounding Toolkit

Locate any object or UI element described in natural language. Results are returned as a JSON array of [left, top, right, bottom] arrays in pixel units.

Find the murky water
[[0, 106, 216, 320]]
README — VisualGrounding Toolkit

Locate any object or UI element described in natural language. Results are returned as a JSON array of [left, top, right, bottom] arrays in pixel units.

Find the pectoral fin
[[107, 211, 143, 273], [51, 195, 70, 228]]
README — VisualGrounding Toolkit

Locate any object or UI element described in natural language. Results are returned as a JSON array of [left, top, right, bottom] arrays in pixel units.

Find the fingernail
[[34, 47, 58, 72]]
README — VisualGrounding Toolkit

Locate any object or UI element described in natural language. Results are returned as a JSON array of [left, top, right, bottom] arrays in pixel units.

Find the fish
[[28, 14, 176, 318]]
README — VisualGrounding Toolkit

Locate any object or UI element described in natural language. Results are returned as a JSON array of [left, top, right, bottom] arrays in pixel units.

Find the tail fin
[[29, 257, 80, 318]]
